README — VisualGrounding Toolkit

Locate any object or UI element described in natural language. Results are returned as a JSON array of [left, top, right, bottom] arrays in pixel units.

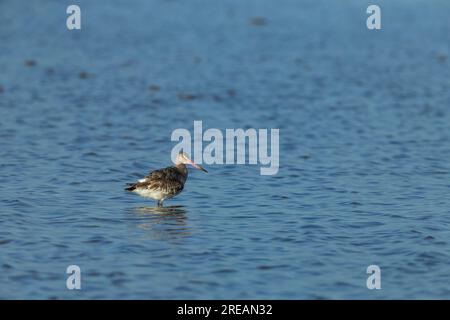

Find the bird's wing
[[124, 170, 163, 191], [125, 167, 184, 193], [144, 167, 185, 192], [146, 166, 173, 179]]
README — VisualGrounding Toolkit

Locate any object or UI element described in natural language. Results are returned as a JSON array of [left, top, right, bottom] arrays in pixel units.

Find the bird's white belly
[[134, 188, 170, 200]]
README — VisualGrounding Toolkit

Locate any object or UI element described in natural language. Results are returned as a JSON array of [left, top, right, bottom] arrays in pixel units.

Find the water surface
[[1, 0, 450, 299]]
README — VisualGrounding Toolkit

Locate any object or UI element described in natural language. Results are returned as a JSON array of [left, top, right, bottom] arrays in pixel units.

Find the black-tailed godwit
[[125, 150, 207, 207]]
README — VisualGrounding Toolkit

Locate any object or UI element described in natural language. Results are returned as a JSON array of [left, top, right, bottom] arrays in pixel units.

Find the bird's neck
[[176, 163, 188, 176]]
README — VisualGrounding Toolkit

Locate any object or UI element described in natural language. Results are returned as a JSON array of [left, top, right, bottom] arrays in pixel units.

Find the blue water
[[1, 0, 450, 299]]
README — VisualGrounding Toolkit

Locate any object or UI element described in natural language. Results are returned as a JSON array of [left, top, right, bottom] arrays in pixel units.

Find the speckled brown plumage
[[125, 164, 188, 204], [125, 151, 207, 206]]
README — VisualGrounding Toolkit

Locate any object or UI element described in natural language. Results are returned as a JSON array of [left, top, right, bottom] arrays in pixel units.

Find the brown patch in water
[[250, 16, 268, 26], [177, 93, 202, 101], [227, 89, 236, 97], [149, 84, 161, 92], [24, 59, 36, 67], [437, 53, 448, 63], [79, 71, 90, 79]]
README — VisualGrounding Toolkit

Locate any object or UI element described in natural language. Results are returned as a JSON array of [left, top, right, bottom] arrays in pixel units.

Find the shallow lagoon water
[[1, 0, 450, 299]]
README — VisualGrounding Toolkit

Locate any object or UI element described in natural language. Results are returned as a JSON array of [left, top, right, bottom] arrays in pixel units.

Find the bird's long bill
[[189, 160, 208, 173]]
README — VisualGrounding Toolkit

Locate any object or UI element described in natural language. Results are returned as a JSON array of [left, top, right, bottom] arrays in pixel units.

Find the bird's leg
[[157, 200, 163, 207]]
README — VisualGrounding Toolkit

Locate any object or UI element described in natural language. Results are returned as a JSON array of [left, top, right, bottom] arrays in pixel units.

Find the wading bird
[[125, 150, 207, 207]]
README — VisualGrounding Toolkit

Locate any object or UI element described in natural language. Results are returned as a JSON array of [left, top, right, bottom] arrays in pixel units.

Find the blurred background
[[0, 0, 450, 299]]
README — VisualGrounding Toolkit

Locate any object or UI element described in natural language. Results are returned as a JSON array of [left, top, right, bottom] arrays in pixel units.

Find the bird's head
[[176, 150, 208, 173]]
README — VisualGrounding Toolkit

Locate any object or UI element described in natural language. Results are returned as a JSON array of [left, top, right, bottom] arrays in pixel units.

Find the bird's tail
[[124, 183, 137, 191]]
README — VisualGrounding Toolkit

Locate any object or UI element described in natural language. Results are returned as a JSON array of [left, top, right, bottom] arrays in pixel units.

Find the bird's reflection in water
[[128, 206, 190, 241]]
